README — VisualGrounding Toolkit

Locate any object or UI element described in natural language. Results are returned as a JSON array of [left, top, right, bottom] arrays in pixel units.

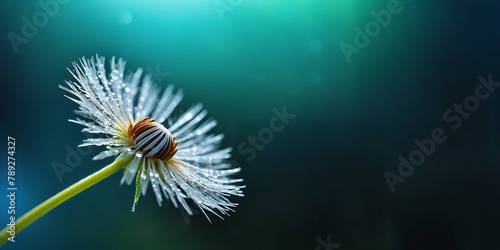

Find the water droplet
[[111, 70, 119, 79]]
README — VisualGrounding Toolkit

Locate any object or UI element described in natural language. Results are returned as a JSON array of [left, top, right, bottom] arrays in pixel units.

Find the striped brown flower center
[[128, 118, 178, 161]]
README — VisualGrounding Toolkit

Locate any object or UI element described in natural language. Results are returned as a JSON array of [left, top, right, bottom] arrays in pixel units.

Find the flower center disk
[[128, 118, 178, 161]]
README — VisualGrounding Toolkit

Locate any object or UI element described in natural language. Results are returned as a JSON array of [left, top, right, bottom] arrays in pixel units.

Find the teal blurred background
[[1, 0, 500, 249]]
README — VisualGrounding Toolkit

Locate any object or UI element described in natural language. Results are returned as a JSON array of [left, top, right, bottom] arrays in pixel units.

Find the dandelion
[[0, 55, 244, 246]]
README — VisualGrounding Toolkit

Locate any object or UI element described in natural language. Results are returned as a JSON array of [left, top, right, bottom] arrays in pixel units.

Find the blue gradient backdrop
[[1, 0, 500, 249]]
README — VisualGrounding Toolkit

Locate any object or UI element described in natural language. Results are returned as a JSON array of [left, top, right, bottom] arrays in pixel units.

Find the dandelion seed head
[[61, 55, 244, 220]]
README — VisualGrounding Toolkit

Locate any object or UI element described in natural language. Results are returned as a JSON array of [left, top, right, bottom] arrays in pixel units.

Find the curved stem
[[0, 155, 132, 246]]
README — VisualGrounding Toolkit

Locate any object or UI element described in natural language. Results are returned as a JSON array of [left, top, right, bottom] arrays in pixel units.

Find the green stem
[[0, 155, 132, 246]]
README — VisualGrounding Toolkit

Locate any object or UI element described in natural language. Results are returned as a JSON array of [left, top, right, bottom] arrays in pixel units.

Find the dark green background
[[1, 0, 500, 249]]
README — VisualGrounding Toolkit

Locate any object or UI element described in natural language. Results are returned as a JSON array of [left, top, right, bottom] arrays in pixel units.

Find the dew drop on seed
[[111, 70, 119, 79]]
